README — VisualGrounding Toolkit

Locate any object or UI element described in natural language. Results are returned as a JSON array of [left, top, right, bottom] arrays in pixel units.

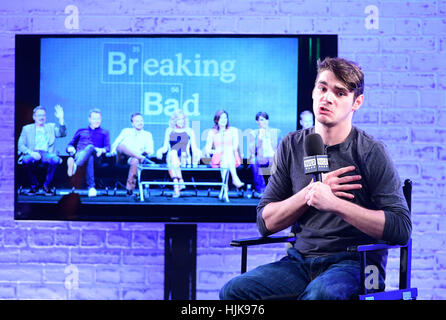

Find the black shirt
[[257, 126, 412, 275], [67, 127, 110, 152]]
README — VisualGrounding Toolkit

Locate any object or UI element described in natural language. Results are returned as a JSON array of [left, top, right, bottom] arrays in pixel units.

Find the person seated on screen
[[299, 110, 315, 129], [110, 112, 154, 196], [248, 111, 281, 196], [66, 108, 110, 197], [204, 109, 244, 190], [18, 105, 66, 195], [156, 109, 201, 198]]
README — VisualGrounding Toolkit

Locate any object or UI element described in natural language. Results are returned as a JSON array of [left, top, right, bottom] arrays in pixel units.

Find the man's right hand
[[67, 146, 76, 155], [322, 166, 362, 200], [30, 151, 41, 161]]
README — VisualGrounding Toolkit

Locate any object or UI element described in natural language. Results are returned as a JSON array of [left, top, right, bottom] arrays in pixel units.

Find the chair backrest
[[400, 179, 412, 291], [359, 178, 414, 299], [402, 179, 412, 212]]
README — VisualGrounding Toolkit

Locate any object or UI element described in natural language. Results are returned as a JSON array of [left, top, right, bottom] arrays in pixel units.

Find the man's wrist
[[331, 196, 351, 217]]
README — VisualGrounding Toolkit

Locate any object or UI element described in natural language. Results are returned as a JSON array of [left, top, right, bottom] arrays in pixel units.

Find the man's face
[[300, 114, 314, 129], [33, 109, 46, 127], [312, 70, 362, 128], [89, 112, 102, 129], [132, 115, 144, 131], [257, 116, 269, 129]]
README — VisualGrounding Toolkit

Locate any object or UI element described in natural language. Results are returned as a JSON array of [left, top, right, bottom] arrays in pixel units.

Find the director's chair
[[230, 179, 418, 300]]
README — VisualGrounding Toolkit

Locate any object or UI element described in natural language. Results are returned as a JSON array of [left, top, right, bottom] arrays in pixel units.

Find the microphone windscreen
[[305, 133, 324, 156]]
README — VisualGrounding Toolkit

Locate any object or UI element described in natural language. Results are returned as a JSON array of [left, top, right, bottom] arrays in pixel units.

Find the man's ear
[[352, 94, 363, 111], [311, 86, 317, 100]]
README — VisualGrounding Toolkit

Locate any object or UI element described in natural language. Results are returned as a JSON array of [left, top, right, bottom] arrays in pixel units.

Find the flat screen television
[[14, 34, 337, 222]]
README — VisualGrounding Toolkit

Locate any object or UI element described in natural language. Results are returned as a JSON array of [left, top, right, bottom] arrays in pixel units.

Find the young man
[[66, 109, 110, 197], [110, 112, 154, 195], [220, 57, 411, 300], [18, 105, 66, 195]]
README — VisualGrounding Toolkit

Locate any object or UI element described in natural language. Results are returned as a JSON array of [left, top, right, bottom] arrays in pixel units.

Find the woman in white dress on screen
[[205, 109, 244, 190], [157, 109, 201, 198]]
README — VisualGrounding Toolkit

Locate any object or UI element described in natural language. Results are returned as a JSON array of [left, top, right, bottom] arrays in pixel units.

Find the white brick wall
[[0, 0, 445, 300]]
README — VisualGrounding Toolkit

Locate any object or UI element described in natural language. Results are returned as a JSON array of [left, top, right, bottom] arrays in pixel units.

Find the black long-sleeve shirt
[[257, 126, 411, 276], [67, 127, 110, 153]]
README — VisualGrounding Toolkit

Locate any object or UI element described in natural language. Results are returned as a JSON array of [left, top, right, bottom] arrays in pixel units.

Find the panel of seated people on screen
[[16, 107, 286, 206]]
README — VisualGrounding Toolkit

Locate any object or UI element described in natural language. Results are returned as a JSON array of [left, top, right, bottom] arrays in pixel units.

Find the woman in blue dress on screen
[[157, 109, 201, 198], [205, 110, 244, 190]]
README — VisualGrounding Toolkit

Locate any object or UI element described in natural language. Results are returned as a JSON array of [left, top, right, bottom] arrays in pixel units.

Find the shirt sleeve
[[111, 129, 126, 154], [365, 142, 412, 245], [256, 133, 294, 236], [18, 125, 31, 155], [67, 129, 81, 151], [55, 123, 67, 138]]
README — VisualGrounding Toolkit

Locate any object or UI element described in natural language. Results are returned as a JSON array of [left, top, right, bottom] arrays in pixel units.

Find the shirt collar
[[307, 126, 357, 152], [326, 126, 357, 152]]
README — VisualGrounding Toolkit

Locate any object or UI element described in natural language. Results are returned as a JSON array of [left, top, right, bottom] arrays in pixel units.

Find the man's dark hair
[[88, 108, 102, 117], [130, 112, 142, 122], [316, 57, 364, 100], [33, 106, 46, 115], [255, 111, 269, 121]]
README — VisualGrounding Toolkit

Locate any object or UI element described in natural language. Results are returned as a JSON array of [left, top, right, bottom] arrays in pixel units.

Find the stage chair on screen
[[17, 157, 53, 195], [230, 179, 418, 300], [96, 152, 142, 196], [70, 152, 121, 195]]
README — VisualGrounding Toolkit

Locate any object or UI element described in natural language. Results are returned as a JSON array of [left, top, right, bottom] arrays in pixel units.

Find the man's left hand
[[322, 166, 362, 199], [95, 147, 105, 157]]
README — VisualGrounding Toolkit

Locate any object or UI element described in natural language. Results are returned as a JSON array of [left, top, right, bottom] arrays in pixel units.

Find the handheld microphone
[[304, 133, 329, 182]]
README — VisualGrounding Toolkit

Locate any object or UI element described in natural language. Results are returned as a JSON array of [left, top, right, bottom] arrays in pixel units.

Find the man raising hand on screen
[[220, 57, 411, 300], [18, 105, 66, 195]]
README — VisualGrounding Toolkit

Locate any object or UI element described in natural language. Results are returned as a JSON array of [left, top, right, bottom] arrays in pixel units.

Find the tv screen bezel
[[14, 33, 337, 223]]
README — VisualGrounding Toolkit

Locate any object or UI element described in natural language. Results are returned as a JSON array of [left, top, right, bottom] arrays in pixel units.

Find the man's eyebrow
[[316, 80, 328, 86], [334, 85, 349, 92], [317, 80, 349, 92]]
